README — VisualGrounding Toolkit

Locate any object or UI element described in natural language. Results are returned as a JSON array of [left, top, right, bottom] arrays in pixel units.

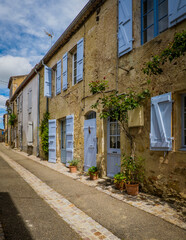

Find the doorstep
[[4, 144, 186, 231]]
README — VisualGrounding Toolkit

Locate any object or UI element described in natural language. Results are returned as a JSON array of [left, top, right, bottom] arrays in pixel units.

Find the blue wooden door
[[107, 118, 121, 177], [84, 118, 97, 172], [48, 119, 56, 163], [61, 119, 66, 163]]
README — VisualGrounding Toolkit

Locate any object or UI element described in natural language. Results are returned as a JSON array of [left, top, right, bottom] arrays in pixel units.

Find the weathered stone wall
[[118, 1, 186, 211], [38, 0, 186, 211]]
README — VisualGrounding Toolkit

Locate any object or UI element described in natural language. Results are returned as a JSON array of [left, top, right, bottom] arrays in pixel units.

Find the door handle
[[112, 151, 117, 153]]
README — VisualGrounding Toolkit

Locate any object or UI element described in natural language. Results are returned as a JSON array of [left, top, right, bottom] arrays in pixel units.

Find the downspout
[[42, 60, 49, 113], [116, 0, 119, 91], [35, 69, 40, 157]]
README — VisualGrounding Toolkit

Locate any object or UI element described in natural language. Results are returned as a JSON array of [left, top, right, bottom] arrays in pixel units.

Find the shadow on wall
[[0, 192, 33, 240]]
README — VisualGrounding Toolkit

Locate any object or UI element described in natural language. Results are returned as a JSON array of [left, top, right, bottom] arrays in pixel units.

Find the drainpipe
[[116, 0, 119, 91], [35, 69, 40, 157], [42, 60, 49, 113]]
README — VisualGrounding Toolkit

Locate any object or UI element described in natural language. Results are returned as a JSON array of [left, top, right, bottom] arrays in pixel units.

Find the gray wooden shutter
[[150, 92, 173, 151], [66, 114, 74, 165], [20, 93, 23, 113], [27, 121, 33, 145], [17, 97, 19, 113], [118, 0, 133, 57], [168, 0, 186, 27], [48, 119, 56, 163], [28, 88, 32, 113], [44, 65, 52, 97], [77, 38, 84, 82], [62, 52, 68, 91], [56, 60, 61, 94]]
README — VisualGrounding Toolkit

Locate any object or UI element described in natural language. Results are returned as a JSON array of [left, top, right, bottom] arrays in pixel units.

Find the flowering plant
[[89, 79, 108, 94]]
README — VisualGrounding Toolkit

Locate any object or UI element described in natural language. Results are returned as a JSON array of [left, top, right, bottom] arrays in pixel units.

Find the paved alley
[[0, 144, 185, 240]]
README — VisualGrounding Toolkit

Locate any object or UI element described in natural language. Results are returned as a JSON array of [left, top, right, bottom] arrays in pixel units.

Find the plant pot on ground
[[114, 173, 126, 190], [121, 154, 144, 196], [68, 159, 79, 173], [88, 166, 98, 180]]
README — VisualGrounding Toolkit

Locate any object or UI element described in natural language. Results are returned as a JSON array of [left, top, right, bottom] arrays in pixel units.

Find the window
[[109, 118, 120, 149], [72, 51, 77, 85], [182, 94, 186, 148], [141, 0, 168, 44]]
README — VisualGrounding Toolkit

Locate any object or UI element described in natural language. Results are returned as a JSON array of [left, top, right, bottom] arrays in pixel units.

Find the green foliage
[[89, 79, 108, 94], [69, 159, 79, 166], [8, 113, 16, 126], [88, 166, 98, 175], [114, 172, 126, 184], [39, 112, 50, 159], [91, 88, 150, 123], [143, 31, 186, 76], [121, 154, 144, 184]]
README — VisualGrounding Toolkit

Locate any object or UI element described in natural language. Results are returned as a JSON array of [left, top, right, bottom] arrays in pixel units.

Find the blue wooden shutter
[[44, 65, 52, 97], [118, 0, 133, 57], [150, 92, 173, 151], [48, 119, 56, 163], [56, 60, 61, 94], [66, 114, 74, 165], [62, 52, 68, 91], [77, 38, 84, 82], [168, 0, 186, 27]]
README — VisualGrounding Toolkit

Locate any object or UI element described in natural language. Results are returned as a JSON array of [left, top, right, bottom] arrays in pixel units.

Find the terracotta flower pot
[[89, 172, 98, 180], [69, 166, 77, 173], [125, 183, 139, 196], [115, 181, 125, 190]]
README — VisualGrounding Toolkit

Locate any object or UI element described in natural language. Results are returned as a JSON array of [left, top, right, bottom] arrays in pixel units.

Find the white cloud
[[0, 0, 89, 84], [0, 95, 8, 109], [0, 55, 32, 86]]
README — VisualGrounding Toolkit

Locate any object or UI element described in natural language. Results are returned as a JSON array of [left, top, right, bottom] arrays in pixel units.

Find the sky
[[0, 0, 89, 129]]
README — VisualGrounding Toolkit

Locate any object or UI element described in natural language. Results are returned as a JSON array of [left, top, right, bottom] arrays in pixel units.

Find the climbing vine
[[143, 31, 186, 76], [89, 79, 150, 158], [39, 112, 50, 159], [8, 113, 16, 126]]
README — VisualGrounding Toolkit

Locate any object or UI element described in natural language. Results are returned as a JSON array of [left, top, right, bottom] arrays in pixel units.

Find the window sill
[[179, 148, 186, 152]]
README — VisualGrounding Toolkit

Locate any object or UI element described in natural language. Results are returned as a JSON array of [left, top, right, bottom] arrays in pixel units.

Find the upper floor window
[[72, 51, 77, 85], [182, 94, 186, 149], [141, 0, 168, 44]]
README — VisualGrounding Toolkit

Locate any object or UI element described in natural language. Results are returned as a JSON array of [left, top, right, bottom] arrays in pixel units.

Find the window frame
[[141, 0, 168, 44], [72, 50, 77, 86], [181, 94, 186, 149]]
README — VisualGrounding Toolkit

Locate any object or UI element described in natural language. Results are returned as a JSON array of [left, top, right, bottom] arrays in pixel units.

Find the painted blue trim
[[141, 0, 143, 45], [154, 0, 158, 37], [181, 94, 186, 148]]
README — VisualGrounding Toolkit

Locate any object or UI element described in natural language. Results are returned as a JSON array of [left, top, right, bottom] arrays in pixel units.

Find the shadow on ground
[[0, 192, 33, 240]]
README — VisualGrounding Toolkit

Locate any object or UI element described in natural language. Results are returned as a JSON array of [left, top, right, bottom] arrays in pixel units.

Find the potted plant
[[68, 159, 79, 173], [88, 166, 98, 180], [113, 173, 126, 190], [121, 154, 144, 196]]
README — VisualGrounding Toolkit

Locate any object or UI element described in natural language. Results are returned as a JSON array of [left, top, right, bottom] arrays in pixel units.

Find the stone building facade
[[6, 0, 185, 210], [35, 0, 186, 208], [8, 75, 27, 147]]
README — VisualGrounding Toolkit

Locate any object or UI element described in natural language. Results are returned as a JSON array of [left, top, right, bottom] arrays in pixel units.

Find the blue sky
[[0, 0, 89, 128]]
